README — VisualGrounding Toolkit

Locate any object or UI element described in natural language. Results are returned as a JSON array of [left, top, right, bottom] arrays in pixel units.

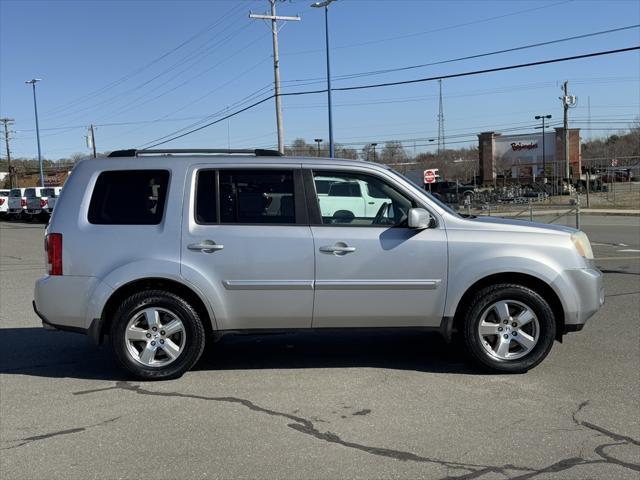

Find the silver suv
[[33, 149, 603, 380]]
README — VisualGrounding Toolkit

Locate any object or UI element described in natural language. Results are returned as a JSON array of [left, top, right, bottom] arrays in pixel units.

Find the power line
[[331, 46, 640, 93], [46, 22, 259, 123], [41, 1, 253, 117], [139, 45, 640, 149], [94, 32, 271, 123], [283, 24, 640, 85], [135, 83, 276, 148], [282, 0, 574, 57]]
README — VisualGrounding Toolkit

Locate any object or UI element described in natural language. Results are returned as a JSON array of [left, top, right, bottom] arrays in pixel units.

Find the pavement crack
[[599, 269, 640, 276], [73, 385, 640, 479], [74, 381, 531, 477], [352, 409, 372, 416], [572, 400, 640, 446], [2, 416, 121, 451]]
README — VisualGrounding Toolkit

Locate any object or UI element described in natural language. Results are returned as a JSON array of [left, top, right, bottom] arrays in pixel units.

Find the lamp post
[[314, 138, 323, 156], [371, 143, 378, 162], [535, 114, 552, 185], [26, 79, 44, 187], [311, 0, 336, 158]]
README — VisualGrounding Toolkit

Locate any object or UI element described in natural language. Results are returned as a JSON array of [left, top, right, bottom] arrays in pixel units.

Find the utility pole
[[535, 114, 552, 186], [87, 124, 97, 158], [250, 1, 300, 155], [560, 81, 577, 182], [437, 79, 445, 155], [1, 118, 14, 188]]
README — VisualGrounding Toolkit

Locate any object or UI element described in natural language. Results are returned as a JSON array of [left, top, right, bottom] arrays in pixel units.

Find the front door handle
[[188, 240, 224, 253], [319, 243, 356, 255]]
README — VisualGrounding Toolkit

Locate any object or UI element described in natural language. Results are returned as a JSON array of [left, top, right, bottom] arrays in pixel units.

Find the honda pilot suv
[[33, 149, 603, 380]]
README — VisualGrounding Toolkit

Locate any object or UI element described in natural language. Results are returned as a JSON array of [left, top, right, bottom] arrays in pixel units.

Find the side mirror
[[408, 208, 432, 229]]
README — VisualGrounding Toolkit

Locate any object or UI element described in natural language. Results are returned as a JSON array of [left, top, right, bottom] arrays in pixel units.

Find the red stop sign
[[424, 170, 436, 183]]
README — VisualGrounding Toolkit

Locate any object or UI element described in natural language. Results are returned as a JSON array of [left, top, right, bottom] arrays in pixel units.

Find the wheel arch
[[98, 277, 216, 344], [451, 272, 565, 342]]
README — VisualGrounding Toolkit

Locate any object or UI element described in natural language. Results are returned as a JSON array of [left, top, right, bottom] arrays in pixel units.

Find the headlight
[[571, 231, 594, 260]]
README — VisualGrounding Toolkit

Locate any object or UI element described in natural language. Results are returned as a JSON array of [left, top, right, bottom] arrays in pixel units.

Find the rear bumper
[[34, 275, 99, 329], [33, 300, 102, 343], [33, 300, 86, 334], [34, 275, 105, 343]]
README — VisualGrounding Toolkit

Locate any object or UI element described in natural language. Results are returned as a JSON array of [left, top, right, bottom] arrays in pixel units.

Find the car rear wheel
[[461, 284, 556, 373], [110, 290, 206, 380]]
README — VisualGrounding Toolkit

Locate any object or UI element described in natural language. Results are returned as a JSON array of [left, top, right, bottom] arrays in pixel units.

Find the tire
[[461, 284, 555, 373], [110, 290, 206, 380]]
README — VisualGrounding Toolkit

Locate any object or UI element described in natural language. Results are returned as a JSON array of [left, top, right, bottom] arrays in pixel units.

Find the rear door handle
[[319, 244, 356, 254], [188, 241, 224, 253]]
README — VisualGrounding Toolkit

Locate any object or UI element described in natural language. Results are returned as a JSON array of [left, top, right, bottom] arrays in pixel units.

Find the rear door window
[[88, 170, 170, 225], [195, 169, 296, 224]]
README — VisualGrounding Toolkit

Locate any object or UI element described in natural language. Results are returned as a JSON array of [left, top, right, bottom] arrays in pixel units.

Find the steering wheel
[[373, 202, 392, 225]]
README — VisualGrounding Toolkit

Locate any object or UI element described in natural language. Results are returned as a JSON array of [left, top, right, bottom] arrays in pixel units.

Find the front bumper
[[561, 267, 604, 331]]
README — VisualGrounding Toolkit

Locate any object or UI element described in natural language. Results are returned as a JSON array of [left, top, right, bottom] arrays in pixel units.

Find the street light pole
[[314, 138, 323, 156], [371, 143, 377, 162], [535, 114, 552, 187], [26, 79, 44, 187], [311, 0, 336, 158]]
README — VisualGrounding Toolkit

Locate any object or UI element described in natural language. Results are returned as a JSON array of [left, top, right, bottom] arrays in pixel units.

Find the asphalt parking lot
[[1, 216, 638, 480]]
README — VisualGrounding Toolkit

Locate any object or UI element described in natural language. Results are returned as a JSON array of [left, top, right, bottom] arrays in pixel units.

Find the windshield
[[385, 167, 461, 217]]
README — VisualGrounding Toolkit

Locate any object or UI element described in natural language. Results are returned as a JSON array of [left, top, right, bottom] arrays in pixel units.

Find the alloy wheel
[[477, 299, 540, 361], [124, 307, 186, 367]]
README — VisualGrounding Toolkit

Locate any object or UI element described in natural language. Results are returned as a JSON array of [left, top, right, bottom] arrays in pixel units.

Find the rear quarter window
[[88, 170, 170, 225]]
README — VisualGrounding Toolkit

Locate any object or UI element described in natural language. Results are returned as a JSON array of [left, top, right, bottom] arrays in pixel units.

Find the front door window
[[312, 171, 414, 226]]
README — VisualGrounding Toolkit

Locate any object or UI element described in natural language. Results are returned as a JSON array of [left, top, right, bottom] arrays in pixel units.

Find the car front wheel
[[461, 284, 556, 373]]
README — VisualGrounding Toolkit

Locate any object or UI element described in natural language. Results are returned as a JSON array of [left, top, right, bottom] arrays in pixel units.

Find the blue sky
[[1, 0, 639, 159]]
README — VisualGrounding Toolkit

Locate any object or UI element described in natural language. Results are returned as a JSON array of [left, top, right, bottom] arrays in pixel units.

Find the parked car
[[0, 189, 9, 219], [600, 169, 631, 183], [24, 187, 46, 218], [33, 149, 603, 380], [427, 181, 477, 204], [8, 188, 27, 219], [315, 175, 388, 221], [26, 186, 62, 219]]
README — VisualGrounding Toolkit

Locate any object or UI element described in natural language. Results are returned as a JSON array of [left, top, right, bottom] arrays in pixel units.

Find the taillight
[[46, 233, 63, 276], [0, 198, 4, 206], [21, 198, 26, 207], [41, 199, 48, 207]]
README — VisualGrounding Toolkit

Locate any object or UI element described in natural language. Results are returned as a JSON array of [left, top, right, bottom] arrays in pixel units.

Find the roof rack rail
[[108, 148, 282, 158]]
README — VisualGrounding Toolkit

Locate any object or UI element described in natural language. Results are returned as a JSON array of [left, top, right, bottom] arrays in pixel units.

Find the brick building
[[478, 128, 581, 186]]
